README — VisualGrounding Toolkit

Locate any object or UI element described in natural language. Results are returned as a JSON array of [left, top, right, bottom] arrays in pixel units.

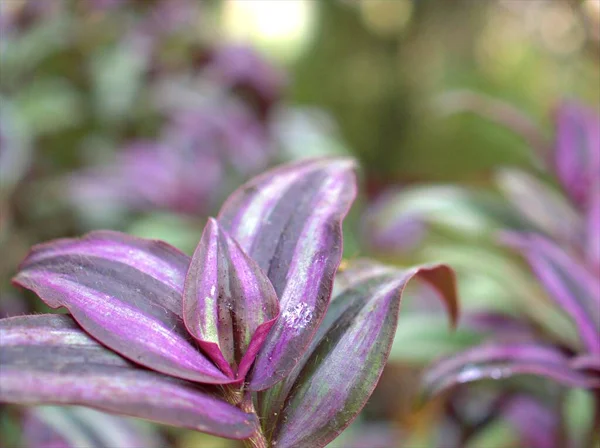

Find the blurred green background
[[1, 1, 599, 447]]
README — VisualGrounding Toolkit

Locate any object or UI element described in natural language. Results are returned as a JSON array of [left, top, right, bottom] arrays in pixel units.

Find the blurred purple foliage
[[66, 37, 285, 216], [2, 1, 599, 447], [553, 100, 600, 210], [1, 0, 287, 220], [364, 96, 600, 448], [69, 100, 274, 215]]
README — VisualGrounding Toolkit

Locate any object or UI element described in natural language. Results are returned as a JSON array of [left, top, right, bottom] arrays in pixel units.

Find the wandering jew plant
[[423, 100, 600, 397], [0, 158, 458, 447], [364, 97, 600, 446], [423, 100, 600, 447]]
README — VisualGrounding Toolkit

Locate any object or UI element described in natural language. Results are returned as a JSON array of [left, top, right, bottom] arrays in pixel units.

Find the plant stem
[[241, 390, 269, 448], [222, 385, 269, 447], [242, 430, 269, 448], [221, 384, 243, 406]]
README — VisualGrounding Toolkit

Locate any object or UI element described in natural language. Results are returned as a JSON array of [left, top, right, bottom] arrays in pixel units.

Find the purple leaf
[[69, 99, 273, 216], [423, 342, 600, 397], [586, 188, 600, 270], [554, 100, 600, 208], [367, 213, 427, 255], [570, 354, 600, 373], [205, 44, 287, 114], [218, 157, 357, 390], [69, 141, 222, 215], [501, 396, 559, 448], [260, 261, 458, 448], [183, 218, 279, 379], [462, 311, 536, 340], [361, 189, 427, 254], [502, 232, 600, 354], [165, 104, 271, 176], [0, 315, 258, 439], [23, 406, 163, 448], [12, 231, 231, 384]]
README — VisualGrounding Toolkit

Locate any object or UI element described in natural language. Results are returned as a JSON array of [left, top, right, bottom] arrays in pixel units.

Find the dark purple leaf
[[423, 342, 600, 397], [218, 158, 357, 390], [554, 100, 600, 208], [0, 315, 258, 439], [259, 261, 458, 448], [183, 218, 279, 379], [12, 231, 231, 384], [23, 406, 163, 448], [502, 232, 600, 354]]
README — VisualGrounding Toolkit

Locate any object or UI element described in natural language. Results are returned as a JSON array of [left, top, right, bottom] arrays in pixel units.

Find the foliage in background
[[1, 1, 599, 447], [364, 97, 600, 447]]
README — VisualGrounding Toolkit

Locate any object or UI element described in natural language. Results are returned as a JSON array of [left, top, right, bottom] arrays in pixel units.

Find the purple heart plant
[[1, 158, 458, 448]]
